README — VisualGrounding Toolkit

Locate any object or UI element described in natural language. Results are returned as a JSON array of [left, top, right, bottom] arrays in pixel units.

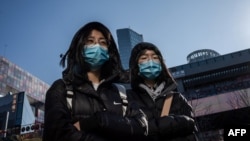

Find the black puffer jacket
[[128, 42, 198, 141], [43, 75, 146, 141], [127, 84, 198, 141]]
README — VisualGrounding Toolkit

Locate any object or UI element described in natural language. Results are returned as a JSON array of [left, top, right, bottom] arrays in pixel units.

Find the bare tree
[[226, 89, 250, 109], [189, 90, 216, 141]]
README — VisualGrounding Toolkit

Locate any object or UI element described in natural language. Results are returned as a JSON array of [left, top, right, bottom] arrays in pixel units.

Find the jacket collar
[[138, 81, 177, 100], [73, 73, 120, 94]]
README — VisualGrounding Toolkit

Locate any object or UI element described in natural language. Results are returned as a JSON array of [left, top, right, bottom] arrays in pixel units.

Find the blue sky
[[0, 0, 250, 85]]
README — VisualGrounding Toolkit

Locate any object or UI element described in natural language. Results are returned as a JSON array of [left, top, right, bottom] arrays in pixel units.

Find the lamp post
[[4, 111, 9, 138]]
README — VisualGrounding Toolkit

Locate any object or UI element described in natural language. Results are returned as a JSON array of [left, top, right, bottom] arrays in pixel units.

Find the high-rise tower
[[116, 28, 143, 69]]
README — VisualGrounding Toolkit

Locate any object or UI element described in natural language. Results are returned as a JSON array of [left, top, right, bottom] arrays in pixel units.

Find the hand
[[79, 115, 99, 131], [74, 121, 80, 131], [158, 115, 195, 136], [79, 112, 119, 132], [126, 103, 148, 135], [95, 111, 148, 136]]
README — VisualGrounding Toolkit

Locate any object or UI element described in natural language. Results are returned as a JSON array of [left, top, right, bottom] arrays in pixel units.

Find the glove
[[126, 102, 148, 135], [79, 112, 123, 132], [80, 103, 149, 136], [79, 115, 99, 132], [79, 111, 132, 134], [158, 115, 195, 137], [148, 119, 159, 136], [79, 111, 124, 132], [84, 133, 108, 141]]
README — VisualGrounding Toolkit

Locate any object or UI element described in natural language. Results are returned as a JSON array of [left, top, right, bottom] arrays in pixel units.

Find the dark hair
[[60, 21, 126, 83], [129, 42, 176, 90]]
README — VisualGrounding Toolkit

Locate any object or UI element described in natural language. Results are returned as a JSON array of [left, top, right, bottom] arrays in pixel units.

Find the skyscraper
[[116, 28, 143, 69]]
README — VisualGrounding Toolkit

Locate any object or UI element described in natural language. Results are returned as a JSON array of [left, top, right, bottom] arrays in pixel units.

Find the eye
[[99, 39, 108, 47], [153, 55, 159, 60], [85, 38, 95, 45], [139, 55, 148, 60]]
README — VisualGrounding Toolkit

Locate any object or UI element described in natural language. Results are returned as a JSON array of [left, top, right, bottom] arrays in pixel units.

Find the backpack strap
[[63, 80, 74, 111], [113, 83, 128, 116], [64, 80, 128, 116], [161, 95, 173, 116]]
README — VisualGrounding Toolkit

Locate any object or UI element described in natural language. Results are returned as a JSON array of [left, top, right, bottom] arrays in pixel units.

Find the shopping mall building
[[169, 49, 250, 140], [0, 56, 49, 138]]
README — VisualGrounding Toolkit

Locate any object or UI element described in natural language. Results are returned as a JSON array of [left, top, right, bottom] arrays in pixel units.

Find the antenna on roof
[[1, 44, 8, 57]]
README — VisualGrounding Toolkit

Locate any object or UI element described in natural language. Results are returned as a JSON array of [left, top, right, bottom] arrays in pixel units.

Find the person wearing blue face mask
[[43, 21, 148, 141], [127, 42, 199, 141], [83, 38, 110, 70], [138, 59, 162, 80]]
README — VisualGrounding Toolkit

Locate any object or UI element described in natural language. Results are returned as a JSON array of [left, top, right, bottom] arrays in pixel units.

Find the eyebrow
[[87, 36, 106, 39], [141, 53, 158, 56]]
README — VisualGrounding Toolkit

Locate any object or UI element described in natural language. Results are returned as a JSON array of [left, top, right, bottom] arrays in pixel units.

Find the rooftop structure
[[187, 49, 220, 63]]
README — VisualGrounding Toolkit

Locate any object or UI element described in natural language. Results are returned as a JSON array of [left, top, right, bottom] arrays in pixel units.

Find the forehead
[[140, 49, 157, 56], [88, 29, 105, 37]]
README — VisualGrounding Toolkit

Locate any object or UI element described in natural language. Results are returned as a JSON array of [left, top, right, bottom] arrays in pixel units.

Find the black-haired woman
[[43, 21, 147, 141], [127, 42, 198, 141]]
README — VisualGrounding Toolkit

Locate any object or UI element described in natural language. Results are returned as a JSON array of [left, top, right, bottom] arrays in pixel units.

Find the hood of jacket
[[129, 42, 177, 92]]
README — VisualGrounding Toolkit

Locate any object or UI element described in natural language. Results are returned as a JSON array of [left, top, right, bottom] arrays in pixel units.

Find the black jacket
[[43, 76, 146, 141], [127, 84, 198, 141]]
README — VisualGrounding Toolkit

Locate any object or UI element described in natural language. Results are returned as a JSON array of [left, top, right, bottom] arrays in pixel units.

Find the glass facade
[[0, 56, 49, 128], [116, 28, 143, 69], [0, 56, 49, 103], [169, 49, 250, 140]]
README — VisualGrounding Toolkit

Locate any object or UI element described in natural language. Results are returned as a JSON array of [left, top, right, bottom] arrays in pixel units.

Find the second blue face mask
[[82, 44, 109, 70], [138, 60, 162, 79]]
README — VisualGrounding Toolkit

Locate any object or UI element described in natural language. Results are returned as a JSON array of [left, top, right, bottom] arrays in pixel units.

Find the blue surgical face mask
[[82, 44, 109, 70], [138, 60, 162, 79]]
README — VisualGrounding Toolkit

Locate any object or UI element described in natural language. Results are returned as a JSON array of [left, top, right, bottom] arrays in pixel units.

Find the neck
[[87, 70, 101, 84], [144, 79, 156, 89]]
